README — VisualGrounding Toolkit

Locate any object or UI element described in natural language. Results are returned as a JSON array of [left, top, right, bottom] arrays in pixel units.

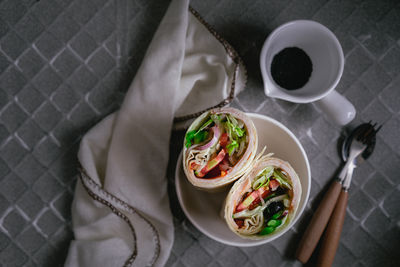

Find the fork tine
[[359, 123, 377, 143], [365, 124, 381, 144], [355, 122, 381, 143]]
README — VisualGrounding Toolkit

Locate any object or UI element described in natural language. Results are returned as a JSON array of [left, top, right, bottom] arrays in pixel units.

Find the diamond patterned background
[[0, 0, 399, 266]]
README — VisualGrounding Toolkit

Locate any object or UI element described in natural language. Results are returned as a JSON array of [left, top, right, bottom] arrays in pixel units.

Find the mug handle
[[314, 90, 356, 125]]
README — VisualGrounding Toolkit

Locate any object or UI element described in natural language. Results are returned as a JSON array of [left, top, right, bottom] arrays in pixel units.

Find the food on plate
[[224, 155, 301, 239], [183, 107, 257, 191]]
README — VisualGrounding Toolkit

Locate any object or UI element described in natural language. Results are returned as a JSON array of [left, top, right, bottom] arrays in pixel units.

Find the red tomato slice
[[236, 186, 270, 212], [197, 149, 226, 177], [269, 179, 280, 191], [248, 187, 272, 210], [219, 133, 229, 147]]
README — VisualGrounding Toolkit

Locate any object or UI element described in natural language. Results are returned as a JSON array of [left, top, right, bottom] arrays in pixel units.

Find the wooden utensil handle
[[295, 180, 342, 263], [317, 190, 348, 267]]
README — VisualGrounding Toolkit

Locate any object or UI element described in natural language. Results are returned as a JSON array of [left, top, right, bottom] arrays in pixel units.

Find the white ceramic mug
[[260, 20, 355, 126]]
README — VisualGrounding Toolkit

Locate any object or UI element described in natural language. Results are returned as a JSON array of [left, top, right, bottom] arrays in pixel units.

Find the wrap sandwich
[[183, 107, 257, 191], [224, 155, 302, 239]]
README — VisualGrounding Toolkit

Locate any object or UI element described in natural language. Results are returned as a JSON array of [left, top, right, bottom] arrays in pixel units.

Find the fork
[[316, 123, 380, 266], [296, 122, 380, 264]]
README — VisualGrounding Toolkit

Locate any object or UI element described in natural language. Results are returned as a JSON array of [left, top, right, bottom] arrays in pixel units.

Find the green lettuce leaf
[[226, 140, 238, 156]]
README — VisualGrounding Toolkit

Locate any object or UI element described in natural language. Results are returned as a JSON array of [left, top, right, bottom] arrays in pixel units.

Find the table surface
[[0, 0, 399, 266]]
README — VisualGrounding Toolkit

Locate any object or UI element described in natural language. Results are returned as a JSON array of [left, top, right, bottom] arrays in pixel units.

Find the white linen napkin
[[65, 0, 246, 266]]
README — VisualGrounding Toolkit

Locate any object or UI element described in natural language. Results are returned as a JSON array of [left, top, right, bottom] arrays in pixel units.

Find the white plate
[[175, 113, 311, 246]]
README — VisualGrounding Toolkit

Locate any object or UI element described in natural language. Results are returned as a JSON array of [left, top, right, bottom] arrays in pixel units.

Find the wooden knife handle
[[295, 180, 342, 263], [317, 190, 348, 267]]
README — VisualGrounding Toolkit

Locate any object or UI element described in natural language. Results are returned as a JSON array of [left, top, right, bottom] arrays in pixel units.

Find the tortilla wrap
[[183, 107, 257, 191], [224, 155, 302, 239]]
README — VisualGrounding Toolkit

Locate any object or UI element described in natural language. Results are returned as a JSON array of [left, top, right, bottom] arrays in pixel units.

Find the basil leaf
[[194, 130, 208, 144], [259, 226, 275, 235], [267, 219, 282, 227], [185, 130, 196, 148], [272, 211, 283, 220]]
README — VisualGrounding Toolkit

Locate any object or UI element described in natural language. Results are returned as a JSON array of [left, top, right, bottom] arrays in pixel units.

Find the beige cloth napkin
[[65, 0, 246, 266]]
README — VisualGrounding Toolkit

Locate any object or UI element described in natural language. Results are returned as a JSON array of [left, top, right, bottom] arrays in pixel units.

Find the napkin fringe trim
[[173, 7, 247, 122], [79, 167, 161, 267]]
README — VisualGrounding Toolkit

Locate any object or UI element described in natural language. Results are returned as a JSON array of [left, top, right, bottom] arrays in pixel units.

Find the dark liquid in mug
[[271, 47, 313, 90]]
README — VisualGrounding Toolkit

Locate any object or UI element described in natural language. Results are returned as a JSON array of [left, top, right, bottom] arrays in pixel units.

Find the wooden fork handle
[[317, 190, 348, 267], [295, 180, 342, 263]]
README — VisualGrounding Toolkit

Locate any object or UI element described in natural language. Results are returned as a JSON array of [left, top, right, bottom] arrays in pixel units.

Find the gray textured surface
[[0, 0, 399, 266]]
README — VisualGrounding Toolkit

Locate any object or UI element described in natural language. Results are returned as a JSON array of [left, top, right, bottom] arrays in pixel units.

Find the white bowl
[[175, 113, 311, 246]]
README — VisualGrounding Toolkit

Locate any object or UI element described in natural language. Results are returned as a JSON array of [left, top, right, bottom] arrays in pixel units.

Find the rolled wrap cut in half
[[224, 156, 302, 239], [183, 107, 257, 191]]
